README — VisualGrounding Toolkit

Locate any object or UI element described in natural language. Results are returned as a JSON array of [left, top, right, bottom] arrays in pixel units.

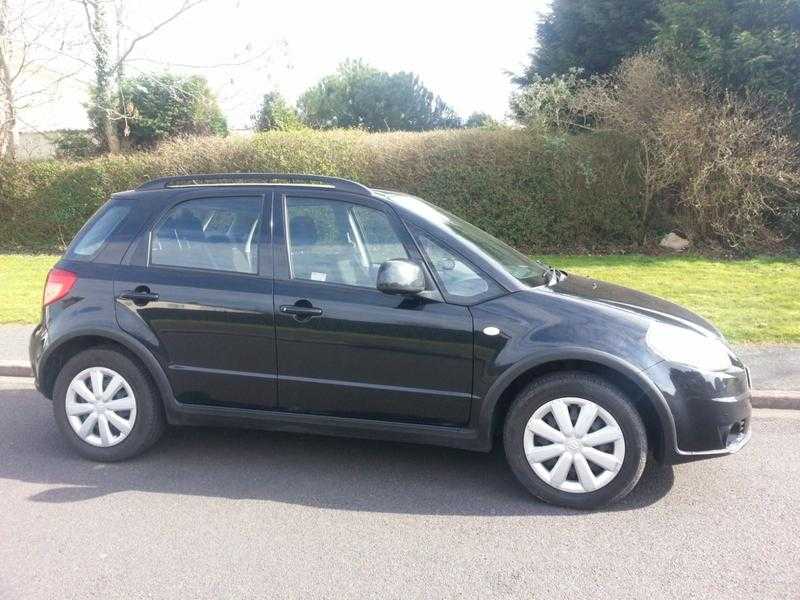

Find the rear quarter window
[[66, 204, 131, 260]]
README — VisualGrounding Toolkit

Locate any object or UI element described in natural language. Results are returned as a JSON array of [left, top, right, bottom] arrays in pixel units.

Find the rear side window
[[150, 197, 262, 274], [68, 204, 131, 259]]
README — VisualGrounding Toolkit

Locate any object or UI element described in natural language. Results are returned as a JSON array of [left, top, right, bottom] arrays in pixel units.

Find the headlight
[[646, 322, 732, 371]]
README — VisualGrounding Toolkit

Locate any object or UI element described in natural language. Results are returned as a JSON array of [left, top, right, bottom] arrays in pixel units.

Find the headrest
[[290, 215, 318, 245]]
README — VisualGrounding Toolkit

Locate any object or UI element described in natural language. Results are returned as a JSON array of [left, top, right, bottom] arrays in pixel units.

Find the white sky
[[17, 0, 549, 132]]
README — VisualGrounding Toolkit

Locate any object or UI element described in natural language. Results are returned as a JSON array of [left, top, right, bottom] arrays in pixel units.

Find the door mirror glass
[[376, 259, 425, 295]]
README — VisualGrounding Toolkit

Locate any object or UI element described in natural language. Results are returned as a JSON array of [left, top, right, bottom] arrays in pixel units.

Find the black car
[[30, 173, 752, 509]]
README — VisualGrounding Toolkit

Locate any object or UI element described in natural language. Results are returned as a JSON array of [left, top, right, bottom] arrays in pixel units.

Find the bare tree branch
[[125, 46, 277, 70], [79, 0, 102, 51], [15, 69, 82, 101], [111, 0, 205, 75]]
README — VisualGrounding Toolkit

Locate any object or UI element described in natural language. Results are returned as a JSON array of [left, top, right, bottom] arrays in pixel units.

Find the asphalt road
[[1, 377, 798, 600]]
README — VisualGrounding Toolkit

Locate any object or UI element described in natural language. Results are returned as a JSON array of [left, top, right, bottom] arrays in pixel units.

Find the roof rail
[[136, 173, 372, 195]]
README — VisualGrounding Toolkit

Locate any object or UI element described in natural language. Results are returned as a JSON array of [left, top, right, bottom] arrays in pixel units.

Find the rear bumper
[[29, 323, 47, 396], [646, 360, 753, 464]]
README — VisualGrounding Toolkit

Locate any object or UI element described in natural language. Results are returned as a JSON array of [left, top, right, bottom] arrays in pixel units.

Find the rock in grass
[[659, 232, 690, 252]]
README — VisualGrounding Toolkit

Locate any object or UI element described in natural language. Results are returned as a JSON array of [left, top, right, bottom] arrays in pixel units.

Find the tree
[[656, 0, 800, 127], [464, 112, 498, 128], [251, 91, 303, 131], [0, 0, 15, 158], [78, 0, 206, 153], [0, 0, 82, 160], [515, 0, 661, 84], [119, 73, 226, 147], [298, 59, 461, 131]]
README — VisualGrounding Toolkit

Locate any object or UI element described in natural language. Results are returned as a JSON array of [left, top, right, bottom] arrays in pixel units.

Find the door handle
[[280, 304, 323, 317], [118, 288, 160, 305]]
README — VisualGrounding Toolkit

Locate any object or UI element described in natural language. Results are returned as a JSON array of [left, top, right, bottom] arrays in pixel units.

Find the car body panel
[[114, 265, 277, 409], [273, 278, 475, 424], [271, 189, 474, 424], [547, 273, 722, 337]]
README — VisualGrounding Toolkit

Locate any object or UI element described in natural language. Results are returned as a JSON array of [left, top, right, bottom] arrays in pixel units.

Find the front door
[[273, 192, 474, 426], [116, 191, 277, 409]]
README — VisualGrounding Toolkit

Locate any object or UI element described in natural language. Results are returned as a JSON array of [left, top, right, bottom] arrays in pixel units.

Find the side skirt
[[165, 402, 490, 452]]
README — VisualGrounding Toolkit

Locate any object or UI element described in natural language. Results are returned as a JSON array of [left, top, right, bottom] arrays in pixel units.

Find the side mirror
[[376, 259, 425, 295]]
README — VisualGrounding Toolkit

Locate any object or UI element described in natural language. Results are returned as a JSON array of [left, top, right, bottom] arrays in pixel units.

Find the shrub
[[53, 130, 103, 160], [510, 69, 589, 132], [118, 74, 228, 148], [464, 112, 499, 128], [0, 128, 642, 253], [572, 54, 800, 250], [251, 92, 304, 132], [4, 117, 796, 254]]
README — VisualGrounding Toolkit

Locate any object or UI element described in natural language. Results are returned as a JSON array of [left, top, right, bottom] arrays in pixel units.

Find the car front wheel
[[503, 371, 647, 510]]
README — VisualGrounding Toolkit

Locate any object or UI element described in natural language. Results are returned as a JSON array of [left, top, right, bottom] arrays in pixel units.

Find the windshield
[[382, 193, 550, 286]]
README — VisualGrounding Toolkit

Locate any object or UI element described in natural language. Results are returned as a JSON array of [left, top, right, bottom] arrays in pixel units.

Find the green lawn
[[1, 254, 798, 343], [0, 254, 58, 324]]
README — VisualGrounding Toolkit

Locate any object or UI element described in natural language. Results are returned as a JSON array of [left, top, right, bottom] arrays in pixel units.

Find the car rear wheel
[[503, 371, 647, 510], [53, 347, 165, 461]]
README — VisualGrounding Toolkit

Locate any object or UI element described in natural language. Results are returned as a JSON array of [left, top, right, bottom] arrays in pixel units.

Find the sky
[[17, 0, 550, 132]]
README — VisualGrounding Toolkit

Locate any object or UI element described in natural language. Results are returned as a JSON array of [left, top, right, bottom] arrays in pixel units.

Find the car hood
[[548, 273, 723, 339]]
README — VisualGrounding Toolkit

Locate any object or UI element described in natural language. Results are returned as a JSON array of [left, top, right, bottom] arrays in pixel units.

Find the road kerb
[[750, 390, 800, 410], [0, 361, 32, 378]]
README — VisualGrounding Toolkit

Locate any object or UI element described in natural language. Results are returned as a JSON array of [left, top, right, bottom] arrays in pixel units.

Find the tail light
[[43, 268, 77, 307]]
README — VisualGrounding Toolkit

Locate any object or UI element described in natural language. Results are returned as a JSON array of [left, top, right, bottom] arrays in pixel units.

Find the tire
[[52, 346, 166, 461], [503, 371, 647, 510]]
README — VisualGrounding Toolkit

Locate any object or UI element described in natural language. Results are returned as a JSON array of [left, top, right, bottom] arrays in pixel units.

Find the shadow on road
[[0, 387, 674, 516]]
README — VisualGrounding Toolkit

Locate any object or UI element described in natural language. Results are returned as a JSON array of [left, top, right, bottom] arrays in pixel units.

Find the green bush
[[3, 128, 645, 253], [119, 74, 228, 148], [53, 130, 103, 160]]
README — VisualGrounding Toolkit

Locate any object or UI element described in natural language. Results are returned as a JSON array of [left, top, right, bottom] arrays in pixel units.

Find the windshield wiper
[[541, 265, 564, 286]]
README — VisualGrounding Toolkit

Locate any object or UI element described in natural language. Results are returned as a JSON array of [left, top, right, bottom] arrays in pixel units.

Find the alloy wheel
[[65, 367, 137, 447], [523, 397, 625, 494]]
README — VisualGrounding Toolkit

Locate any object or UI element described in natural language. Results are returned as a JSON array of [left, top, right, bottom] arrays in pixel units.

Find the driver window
[[418, 233, 491, 300], [286, 198, 408, 288]]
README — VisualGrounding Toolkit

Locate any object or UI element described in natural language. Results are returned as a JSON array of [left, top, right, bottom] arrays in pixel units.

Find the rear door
[[273, 190, 475, 425], [115, 189, 277, 409]]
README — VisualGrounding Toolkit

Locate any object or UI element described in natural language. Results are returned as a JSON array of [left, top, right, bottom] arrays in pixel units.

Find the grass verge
[[0, 255, 56, 324], [544, 255, 800, 344]]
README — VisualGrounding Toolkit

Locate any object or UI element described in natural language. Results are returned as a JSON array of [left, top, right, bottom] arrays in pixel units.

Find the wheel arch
[[39, 328, 174, 410], [478, 349, 676, 460]]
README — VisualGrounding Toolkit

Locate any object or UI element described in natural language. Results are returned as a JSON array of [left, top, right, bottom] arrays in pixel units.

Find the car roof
[[135, 173, 372, 195], [122, 174, 466, 241]]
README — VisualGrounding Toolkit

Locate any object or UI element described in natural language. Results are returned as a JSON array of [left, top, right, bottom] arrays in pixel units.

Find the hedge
[[0, 128, 646, 253]]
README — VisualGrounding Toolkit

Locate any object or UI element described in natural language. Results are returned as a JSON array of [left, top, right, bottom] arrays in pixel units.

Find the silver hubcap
[[65, 367, 137, 447], [524, 397, 625, 494]]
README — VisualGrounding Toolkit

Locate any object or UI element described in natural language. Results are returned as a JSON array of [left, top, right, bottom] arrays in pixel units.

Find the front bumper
[[645, 359, 752, 464]]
